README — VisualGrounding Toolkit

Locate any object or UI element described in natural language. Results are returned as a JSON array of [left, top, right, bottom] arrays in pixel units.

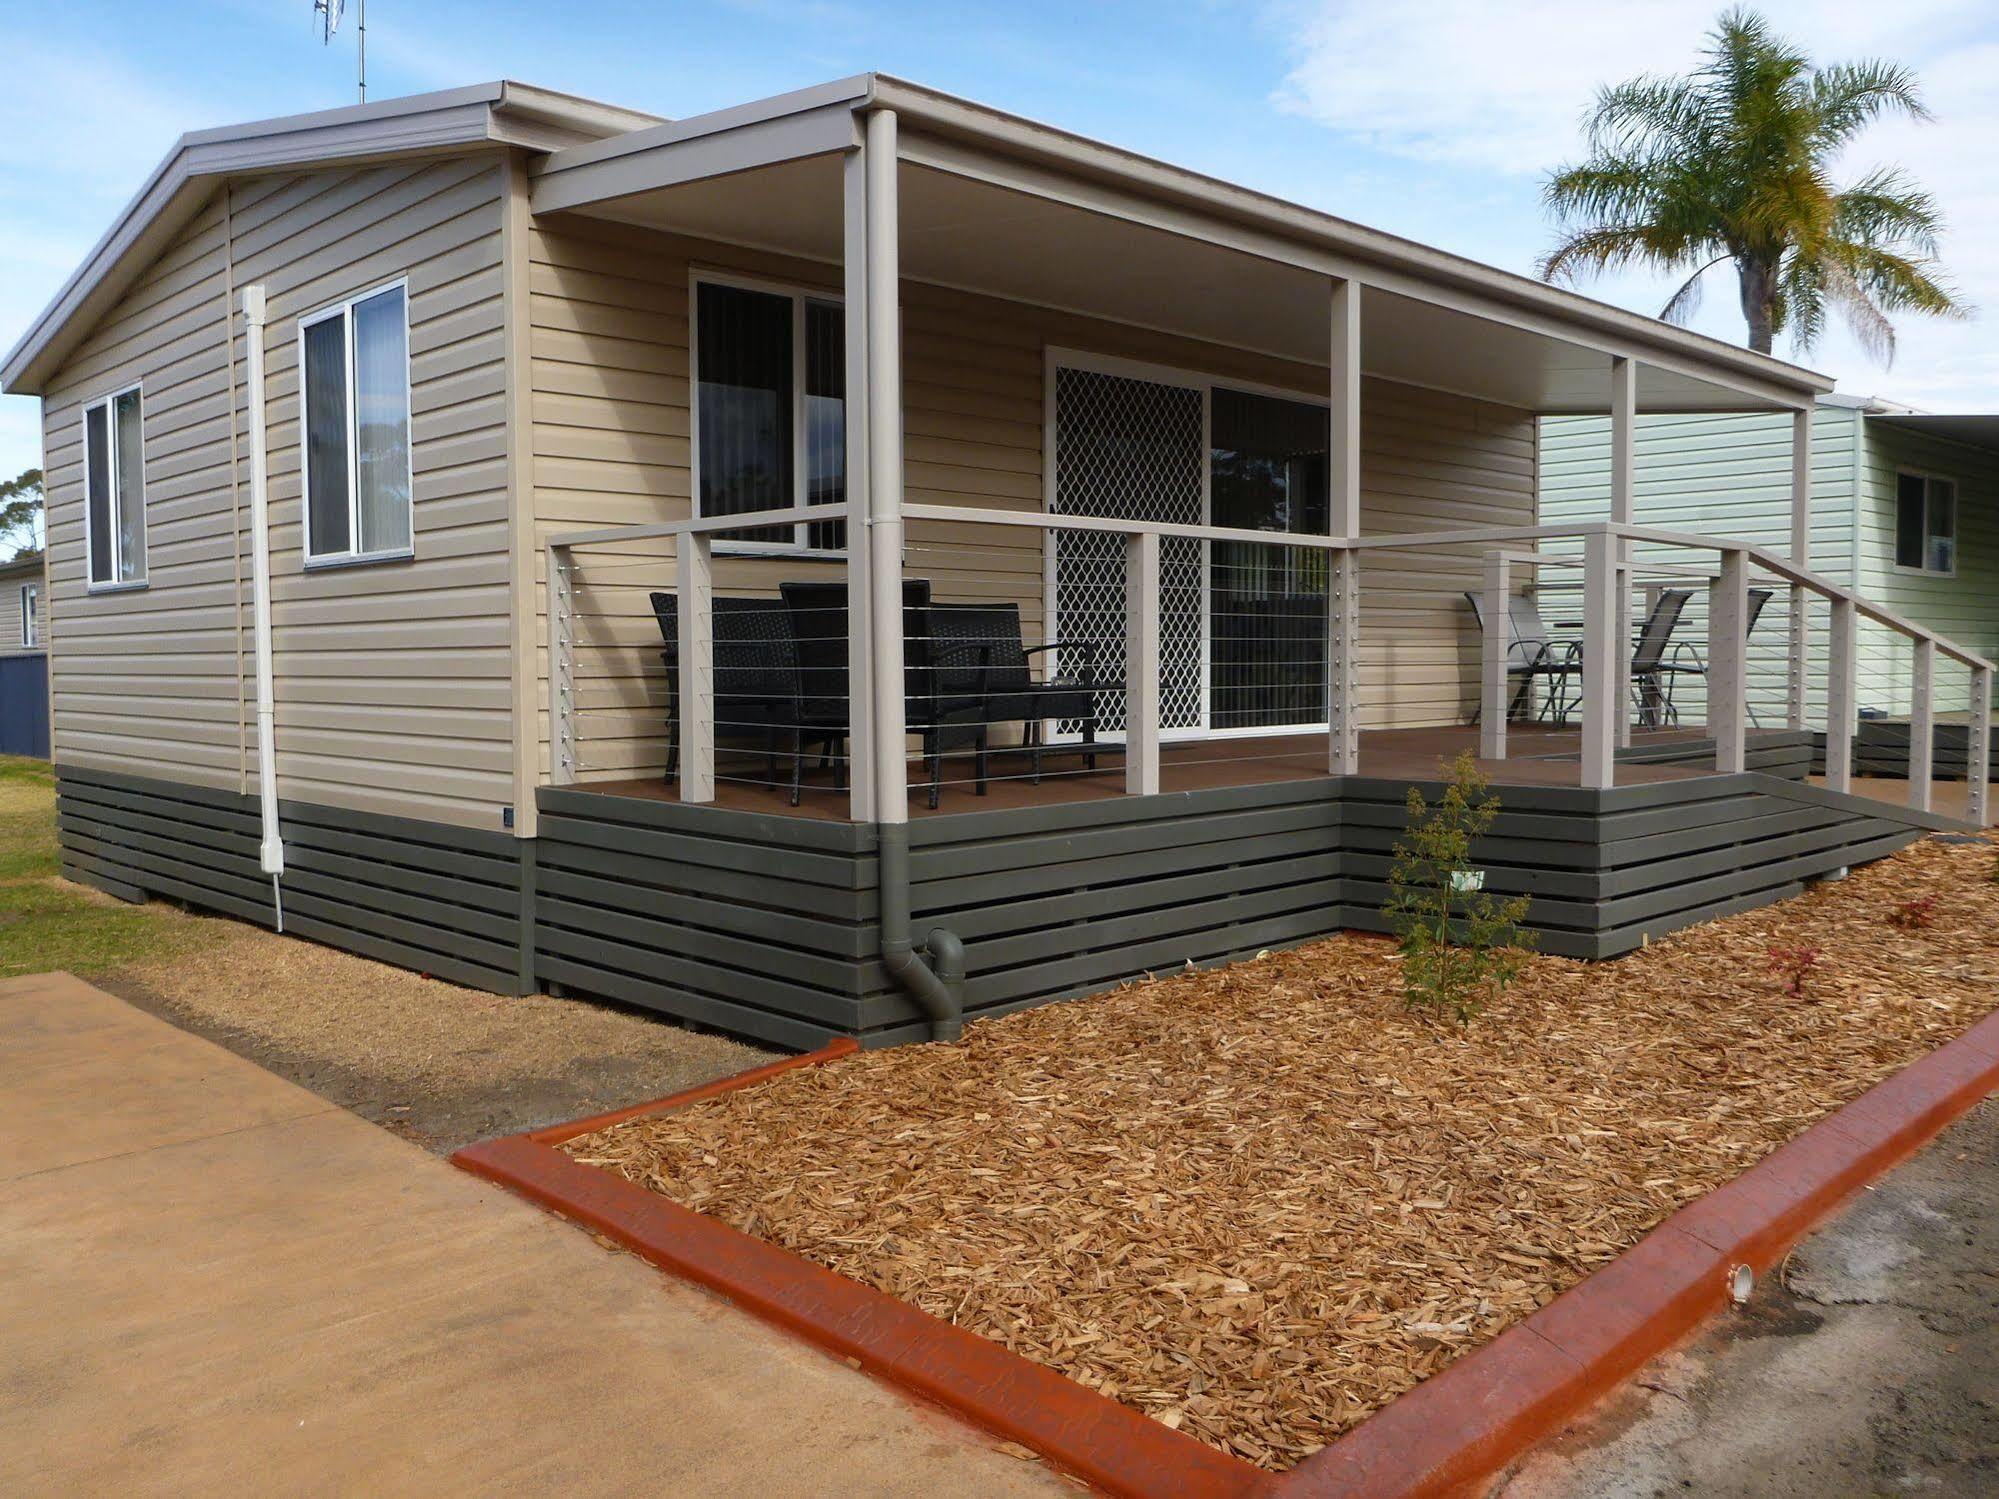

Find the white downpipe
[[243, 285, 285, 927]]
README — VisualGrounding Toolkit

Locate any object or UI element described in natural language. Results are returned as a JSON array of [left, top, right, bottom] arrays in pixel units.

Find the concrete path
[[1493, 1099, 1998, 1498], [0, 973, 1065, 1497]]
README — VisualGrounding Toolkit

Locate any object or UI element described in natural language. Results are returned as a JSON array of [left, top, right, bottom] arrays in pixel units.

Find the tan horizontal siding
[[529, 216, 1535, 782], [40, 155, 513, 828]]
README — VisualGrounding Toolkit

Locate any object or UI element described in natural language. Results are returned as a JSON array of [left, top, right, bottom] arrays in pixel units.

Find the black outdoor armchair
[[647, 591, 835, 806], [927, 602, 1114, 787]]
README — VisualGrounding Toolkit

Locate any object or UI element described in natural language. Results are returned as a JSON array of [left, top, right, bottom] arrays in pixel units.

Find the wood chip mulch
[[562, 835, 1999, 1470]]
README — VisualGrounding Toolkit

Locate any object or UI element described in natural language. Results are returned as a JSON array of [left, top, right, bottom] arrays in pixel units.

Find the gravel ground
[[1492, 1099, 1998, 1498], [100, 910, 771, 1153]]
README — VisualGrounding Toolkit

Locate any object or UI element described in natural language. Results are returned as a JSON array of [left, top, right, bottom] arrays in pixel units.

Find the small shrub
[[1385, 751, 1534, 1024], [1767, 944, 1821, 998], [1888, 894, 1938, 930]]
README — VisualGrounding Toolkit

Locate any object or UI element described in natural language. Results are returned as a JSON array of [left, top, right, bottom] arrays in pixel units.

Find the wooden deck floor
[[576, 724, 1757, 821]]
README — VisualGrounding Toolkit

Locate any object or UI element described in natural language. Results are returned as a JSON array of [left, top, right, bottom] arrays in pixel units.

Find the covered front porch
[[513, 76, 1991, 1047]]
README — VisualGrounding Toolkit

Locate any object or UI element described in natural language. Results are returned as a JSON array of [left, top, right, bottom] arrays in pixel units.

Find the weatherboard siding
[[528, 213, 1537, 784], [1853, 420, 1999, 715], [1538, 406, 1858, 724], [38, 155, 514, 829]]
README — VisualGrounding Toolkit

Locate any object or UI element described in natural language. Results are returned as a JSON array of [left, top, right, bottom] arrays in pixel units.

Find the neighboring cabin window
[[693, 278, 845, 550], [300, 281, 413, 564], [1895, 472, 1956, 575], [19, 583, 37, 647], [84, 386, 145, 588]]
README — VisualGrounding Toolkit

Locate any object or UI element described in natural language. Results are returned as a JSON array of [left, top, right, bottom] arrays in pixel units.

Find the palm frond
[[1658, 255, 1732, 325], [1810, 61, 1930, 147]]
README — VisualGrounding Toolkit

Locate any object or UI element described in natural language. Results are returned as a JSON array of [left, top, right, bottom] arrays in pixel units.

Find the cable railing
[[543, 506, 1995, 828]]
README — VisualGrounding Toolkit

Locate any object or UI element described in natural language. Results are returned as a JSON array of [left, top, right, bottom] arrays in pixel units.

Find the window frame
[[296, 277, 415, 570], [82, 381, 147, 593], [688, 268, 847, 557], [19, 581, 36, 647], [1893, 467, 1958, 578]]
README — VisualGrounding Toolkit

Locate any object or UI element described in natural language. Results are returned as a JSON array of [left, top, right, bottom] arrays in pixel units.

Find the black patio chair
[[1463, 590, 1580, 725], [780, 578, 987, 809], [647, 592, 831, 806], [926, 602, 1114, 788]]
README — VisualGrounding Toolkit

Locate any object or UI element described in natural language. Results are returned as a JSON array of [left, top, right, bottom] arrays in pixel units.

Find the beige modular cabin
[[4, 77, 1988, 1048]]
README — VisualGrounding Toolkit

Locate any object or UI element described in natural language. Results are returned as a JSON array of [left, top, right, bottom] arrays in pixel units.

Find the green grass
[[0, 756, 199, 979]]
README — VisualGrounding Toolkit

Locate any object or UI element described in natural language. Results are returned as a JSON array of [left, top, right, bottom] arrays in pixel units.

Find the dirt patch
[[103, 921, 771, 1153], [563, 835, 1999, 1470]]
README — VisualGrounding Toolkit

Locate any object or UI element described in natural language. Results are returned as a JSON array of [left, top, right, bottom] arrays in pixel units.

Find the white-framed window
[[690, 272, 846, 552], [1895, 470, 1957, 575], [19, 582, 37, 647], [83, 384, 146, 589], [299, 279, 413, 566]]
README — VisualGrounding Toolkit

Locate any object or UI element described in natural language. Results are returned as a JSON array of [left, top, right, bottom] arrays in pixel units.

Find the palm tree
[[1539, 7, 1965, 361]]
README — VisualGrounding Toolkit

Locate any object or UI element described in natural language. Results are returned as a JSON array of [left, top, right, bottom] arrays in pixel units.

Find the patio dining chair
[[780, 578, 987, 809], [1463, 590, 1580, 725], [1628, 588, 1694, 727], [647, 592, 833, 806], [926, 602, 1114, 788], [1653, 586, 1775, 727]]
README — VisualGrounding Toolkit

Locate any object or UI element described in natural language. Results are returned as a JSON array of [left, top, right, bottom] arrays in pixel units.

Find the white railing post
[[676, 533, 715, 804], [865, 109, 909, 829], [841, 138, 876, 823], [1969, 665, 1992, 826], [1710, 548, 1748, 774], [1580, 528, 1617, 789], [1909, 636, 1934, 813], [1329, 549, 1359, 775], [1787, 405, 1812, 731], [1328, 276, 1361, 777], [1609, 356, 1636, 748], [549, 542, 577, 786], [1480, 549, 1508, 761], [1125, 531, 1161, 796], [1826, 596, 1856, 794]]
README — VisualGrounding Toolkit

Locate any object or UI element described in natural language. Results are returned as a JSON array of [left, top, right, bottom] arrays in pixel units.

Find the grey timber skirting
[[1810, 722, 1999, 782], [55, 765, 528, 996], [55, 760, 1952, 1050]]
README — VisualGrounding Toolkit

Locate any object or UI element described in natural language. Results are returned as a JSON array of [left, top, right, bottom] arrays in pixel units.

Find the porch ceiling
[[559, 153, 1795, 416]]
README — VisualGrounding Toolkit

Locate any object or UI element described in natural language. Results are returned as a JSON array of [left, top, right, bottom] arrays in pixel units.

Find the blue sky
[[3, 0, 1996, 493]]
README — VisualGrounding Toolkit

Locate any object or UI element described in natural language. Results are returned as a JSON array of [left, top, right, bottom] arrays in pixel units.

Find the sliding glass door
[[1050, 357, 1333, 738]]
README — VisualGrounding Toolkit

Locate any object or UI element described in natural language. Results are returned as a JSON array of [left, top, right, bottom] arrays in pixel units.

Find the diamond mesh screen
[[1052, 367, 1205, 733]]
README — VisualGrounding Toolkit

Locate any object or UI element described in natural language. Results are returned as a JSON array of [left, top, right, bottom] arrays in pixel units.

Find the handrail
[[544, 506, 1992, 827]]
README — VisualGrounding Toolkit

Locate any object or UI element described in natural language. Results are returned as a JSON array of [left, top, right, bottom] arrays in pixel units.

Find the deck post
[[841, 138, 876, 823], [676, 533, 715, 804], [864, 108, 909, 827], [1826, 596, 1856, 794], [1909, 637, 1935, 812], [1126, 531, 1162, 796], [548, 542, 576, 786], [1328, 277, 1361, 775], [1580, 528, 1617, 789], [1609, 356, 1636, 748], [1710, 548, 1748, 774], [1787, 405, 1812, 731], [1969, 665, 1992, 826], [1479, 549, 1508, 761]]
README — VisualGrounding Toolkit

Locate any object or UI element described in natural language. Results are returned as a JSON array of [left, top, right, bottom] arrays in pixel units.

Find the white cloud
[[1270, 1, 1999, 407]]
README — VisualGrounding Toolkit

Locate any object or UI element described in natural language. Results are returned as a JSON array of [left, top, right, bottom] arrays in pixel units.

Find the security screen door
[[1050, 364, 1206, 734], [1051, 360, 1331, 738]]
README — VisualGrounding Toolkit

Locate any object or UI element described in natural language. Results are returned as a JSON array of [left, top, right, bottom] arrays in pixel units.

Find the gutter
[[242, 286, 285, 928]]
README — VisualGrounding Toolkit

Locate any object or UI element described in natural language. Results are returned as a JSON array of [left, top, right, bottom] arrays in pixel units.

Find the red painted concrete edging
[[453, 1007, 1999, 1499]]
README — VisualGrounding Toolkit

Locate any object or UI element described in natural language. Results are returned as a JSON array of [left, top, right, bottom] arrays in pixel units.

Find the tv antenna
[[314, 0, 367, 103]]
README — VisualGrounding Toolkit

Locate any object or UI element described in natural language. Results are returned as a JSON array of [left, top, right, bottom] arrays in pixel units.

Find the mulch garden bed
[[561, 835, 1999, 1470]]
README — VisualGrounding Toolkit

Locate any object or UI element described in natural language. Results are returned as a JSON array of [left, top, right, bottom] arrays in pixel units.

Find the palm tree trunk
[[1737, 257, 1777, 355]]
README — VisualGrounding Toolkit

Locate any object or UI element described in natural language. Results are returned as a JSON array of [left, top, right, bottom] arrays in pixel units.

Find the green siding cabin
[[1541, 396, 1999, 737]]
